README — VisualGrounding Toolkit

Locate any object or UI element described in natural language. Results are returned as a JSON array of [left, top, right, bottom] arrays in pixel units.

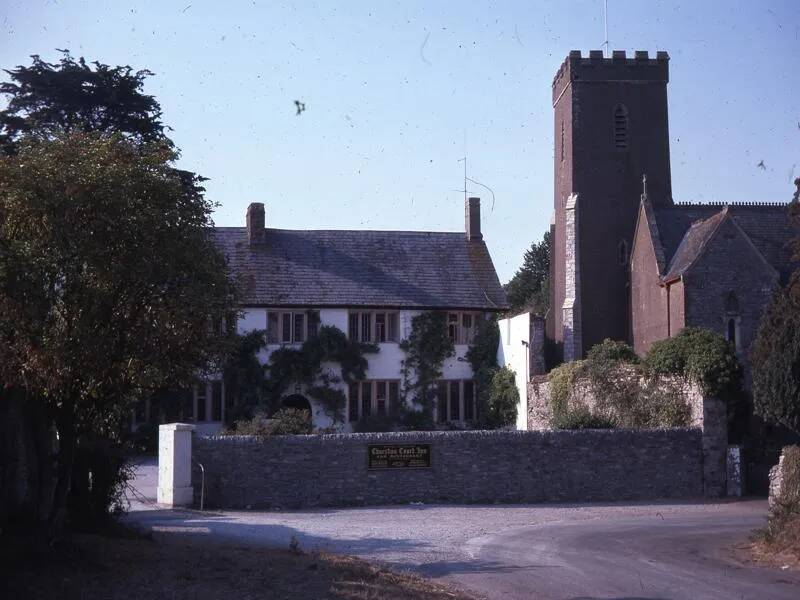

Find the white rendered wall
[[235, 307, 479, 431], [497, 312, 531, 431]]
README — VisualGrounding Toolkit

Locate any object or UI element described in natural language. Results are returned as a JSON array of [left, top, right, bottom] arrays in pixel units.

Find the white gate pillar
[[157, 423, 195, 507]]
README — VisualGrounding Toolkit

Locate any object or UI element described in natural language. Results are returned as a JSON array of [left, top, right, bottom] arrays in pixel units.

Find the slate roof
[[651, 203, 797, 281], [213, 227, 509, 310]]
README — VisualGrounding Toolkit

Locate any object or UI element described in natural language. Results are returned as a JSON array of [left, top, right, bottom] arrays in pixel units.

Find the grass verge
[[1, 528, 479, 600]]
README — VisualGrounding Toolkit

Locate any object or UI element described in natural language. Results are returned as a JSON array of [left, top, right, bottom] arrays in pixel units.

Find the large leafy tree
[[505, 230, 551, 315], [0, 133, 237, 530], [751, 179, 800, 435]]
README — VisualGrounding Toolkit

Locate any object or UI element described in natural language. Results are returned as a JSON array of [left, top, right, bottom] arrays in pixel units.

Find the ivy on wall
[[224, 325, 378, 424], [399, 311, 454, 426], [547, 338, 700, 430]]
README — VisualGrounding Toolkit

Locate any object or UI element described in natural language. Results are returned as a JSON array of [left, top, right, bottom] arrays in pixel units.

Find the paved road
[[126, 458, 800, 600]]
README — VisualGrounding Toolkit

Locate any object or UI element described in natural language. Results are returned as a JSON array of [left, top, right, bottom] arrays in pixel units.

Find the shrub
[[645, 327, 742, 398], [586, 339, 640, 365], [68, 440, 132, 527], [484, 366, 519, 428], [552, 406, 616, 430], [751, 287, 800, 434], [547, 360, 586, 424], [227, 408, 312, 436], [127, 422, 158, 454]]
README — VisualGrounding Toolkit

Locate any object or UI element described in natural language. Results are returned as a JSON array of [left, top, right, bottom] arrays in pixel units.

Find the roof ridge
[[213, 226, 468, 235], [672, 201, 788, 207]]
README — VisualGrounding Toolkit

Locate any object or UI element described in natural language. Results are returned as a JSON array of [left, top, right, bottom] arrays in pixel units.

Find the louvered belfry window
[[614, 105, 628, 150]]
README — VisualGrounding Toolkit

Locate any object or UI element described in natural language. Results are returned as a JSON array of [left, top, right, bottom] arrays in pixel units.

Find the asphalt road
[[127, 458, 800, 600]]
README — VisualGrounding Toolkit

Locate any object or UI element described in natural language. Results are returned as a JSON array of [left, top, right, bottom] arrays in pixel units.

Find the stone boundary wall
[[192, 428, 704, 509], [525, 376, 727, 497]]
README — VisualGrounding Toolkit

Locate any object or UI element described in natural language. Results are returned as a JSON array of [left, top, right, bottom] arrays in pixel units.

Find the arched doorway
[[280, 394, 312, 419]]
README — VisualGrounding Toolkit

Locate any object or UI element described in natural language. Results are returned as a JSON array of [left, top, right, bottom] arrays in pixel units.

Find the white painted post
[[157, 423, 195, 507]]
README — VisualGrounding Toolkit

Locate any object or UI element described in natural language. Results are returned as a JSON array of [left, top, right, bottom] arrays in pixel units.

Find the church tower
[[548, 50, 673, 361]]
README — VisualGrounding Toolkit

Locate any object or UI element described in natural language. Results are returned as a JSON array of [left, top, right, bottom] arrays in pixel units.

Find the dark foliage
[[0, 51, 167, 151], [504, 230, 551, 315], [586, 338, 640, 365], [0, 133, 237, 532], [645, 327, 743, 398], [752, 286, 800, 435], [484, 366, 519, 428], [222, 330, 269, 423]]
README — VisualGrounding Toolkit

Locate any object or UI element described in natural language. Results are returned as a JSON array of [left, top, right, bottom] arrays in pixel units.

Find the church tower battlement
[[548, 49, 673, 361]]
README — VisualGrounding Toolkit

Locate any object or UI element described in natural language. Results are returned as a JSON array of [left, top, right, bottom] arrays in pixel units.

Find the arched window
[[618, 239, 629, 265], [727, 318, 737, 347], [613, 105, 628, 150], [724, 292, 741, 352]]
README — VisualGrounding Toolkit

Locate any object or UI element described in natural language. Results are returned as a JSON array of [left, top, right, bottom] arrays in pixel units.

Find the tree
[[505, 230, 551, 315], [484, 366, 519, 428], [0, 51, 167, 152], [751, 181, 800, 435], [751, 287, 800, 435], [0, 132, 237, 532]]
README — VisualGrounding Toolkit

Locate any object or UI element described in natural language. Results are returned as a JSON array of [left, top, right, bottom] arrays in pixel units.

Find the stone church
[[545, 50, 797, 367]]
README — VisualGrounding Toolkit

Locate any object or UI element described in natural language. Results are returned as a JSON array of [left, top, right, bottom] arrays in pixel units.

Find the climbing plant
[[465, 316, 508, 427], [547, 339, 691, 430], [224, 325, 377, 425], [266, 325, 378, 422], [399, 311, 454, 425]]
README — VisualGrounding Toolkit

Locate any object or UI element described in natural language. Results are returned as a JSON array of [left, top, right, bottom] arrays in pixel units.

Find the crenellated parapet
[[553, 49, 669, 105], [673, 201, 789, 207]]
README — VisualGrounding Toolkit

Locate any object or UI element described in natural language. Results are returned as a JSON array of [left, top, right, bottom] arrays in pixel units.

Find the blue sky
[[3, 1, 799, 281]]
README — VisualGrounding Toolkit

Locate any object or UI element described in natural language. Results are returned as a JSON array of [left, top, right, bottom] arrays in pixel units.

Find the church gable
[[630, 199, 671, 354], [681, 212, 779, 357]]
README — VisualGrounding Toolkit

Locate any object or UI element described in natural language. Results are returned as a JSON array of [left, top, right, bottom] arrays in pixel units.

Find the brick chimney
[[246, 202, 265, 244], [465, 197, 482, 240]]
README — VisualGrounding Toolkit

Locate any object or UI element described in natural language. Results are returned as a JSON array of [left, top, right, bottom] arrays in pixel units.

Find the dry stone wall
[[525, 376, 728, 497], [192, 428, 704, 509]]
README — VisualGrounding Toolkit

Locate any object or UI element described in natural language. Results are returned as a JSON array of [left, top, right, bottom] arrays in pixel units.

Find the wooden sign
[[367, 444, 431, 470]]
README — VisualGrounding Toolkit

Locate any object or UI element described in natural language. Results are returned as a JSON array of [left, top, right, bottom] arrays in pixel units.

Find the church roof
[[662, 209, 728, 280], [651, 203, 797, 281], [213, 227, 509, 310]]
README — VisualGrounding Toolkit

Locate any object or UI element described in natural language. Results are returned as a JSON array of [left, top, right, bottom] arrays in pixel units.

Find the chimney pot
[[465, 197, 482, 241], [246, 203, 265, 244]]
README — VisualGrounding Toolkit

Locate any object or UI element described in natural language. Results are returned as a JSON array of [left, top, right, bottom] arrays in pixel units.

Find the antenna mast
[[603, 0, 609, 58]]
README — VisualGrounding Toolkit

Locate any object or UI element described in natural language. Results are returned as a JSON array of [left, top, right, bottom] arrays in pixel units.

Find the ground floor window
[[436, 379, 476, 423], [132, 385, 212, 427], [348, 380, 400, 421]]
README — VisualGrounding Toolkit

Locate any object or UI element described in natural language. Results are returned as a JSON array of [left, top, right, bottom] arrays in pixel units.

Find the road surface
[[127, 457, 799, 600]]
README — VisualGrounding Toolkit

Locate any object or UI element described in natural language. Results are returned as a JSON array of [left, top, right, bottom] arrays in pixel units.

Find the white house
[[137, 197, 508, 434], [497, 309, 547, 430]]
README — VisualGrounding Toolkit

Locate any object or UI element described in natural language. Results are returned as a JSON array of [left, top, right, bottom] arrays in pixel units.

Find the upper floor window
[[613, 104, 628, 150], [348, 311, 399, 343], [266, 310, 318, 344], [447, 312, 478, 345], [560, 120, 565, 162]]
